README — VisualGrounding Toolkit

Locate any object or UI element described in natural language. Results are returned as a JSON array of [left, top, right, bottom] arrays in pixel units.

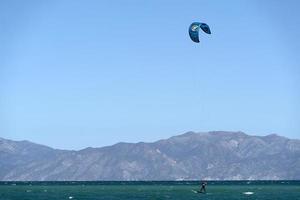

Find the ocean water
[[0, 181, 299, 200]]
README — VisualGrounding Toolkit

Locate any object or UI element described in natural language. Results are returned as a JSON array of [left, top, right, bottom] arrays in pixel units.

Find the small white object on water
[[69, 196, 73, 199], [243, 192, 254, 195]]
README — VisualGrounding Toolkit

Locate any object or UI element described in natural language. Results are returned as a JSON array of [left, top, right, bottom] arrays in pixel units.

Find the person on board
[[199, 181, 207, 193]]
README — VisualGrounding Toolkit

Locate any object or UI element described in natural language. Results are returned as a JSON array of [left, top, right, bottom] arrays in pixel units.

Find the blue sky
[[1, 0, 299, 150]]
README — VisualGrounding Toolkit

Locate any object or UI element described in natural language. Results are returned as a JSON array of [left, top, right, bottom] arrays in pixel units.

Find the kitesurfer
[[199, 181, 207, 193]]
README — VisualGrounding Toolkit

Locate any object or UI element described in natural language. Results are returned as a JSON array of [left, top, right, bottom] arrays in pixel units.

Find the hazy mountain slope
[[0, 131, 299, 181]]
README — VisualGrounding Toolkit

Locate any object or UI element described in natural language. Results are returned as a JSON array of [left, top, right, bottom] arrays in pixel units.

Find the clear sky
[[1, 0, 299, 150]]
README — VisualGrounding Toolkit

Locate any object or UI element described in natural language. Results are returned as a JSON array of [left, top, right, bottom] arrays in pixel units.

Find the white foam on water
[[243, 192, 254, 195]]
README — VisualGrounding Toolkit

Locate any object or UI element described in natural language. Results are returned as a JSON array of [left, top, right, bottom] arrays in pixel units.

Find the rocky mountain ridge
[[0, 131, 299, 181]]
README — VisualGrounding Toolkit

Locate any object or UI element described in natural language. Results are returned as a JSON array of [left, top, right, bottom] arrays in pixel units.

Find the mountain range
[[0, 131, 299, 181]]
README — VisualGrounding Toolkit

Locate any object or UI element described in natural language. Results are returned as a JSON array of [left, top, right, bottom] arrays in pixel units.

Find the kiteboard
[[191, 190, 205, 194]]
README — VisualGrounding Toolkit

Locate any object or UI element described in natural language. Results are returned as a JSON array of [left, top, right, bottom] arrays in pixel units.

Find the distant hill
[[0, 131, 300, 181]]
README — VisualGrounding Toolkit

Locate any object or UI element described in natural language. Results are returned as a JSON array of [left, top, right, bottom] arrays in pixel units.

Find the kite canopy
[[189, 22, 211, 43]]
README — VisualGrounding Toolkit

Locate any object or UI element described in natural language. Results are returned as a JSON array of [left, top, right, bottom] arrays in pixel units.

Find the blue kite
[[189, 22, 211, 43]]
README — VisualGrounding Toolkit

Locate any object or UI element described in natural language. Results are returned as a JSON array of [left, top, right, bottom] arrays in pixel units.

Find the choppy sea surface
[[0, 181, 299, 200]]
